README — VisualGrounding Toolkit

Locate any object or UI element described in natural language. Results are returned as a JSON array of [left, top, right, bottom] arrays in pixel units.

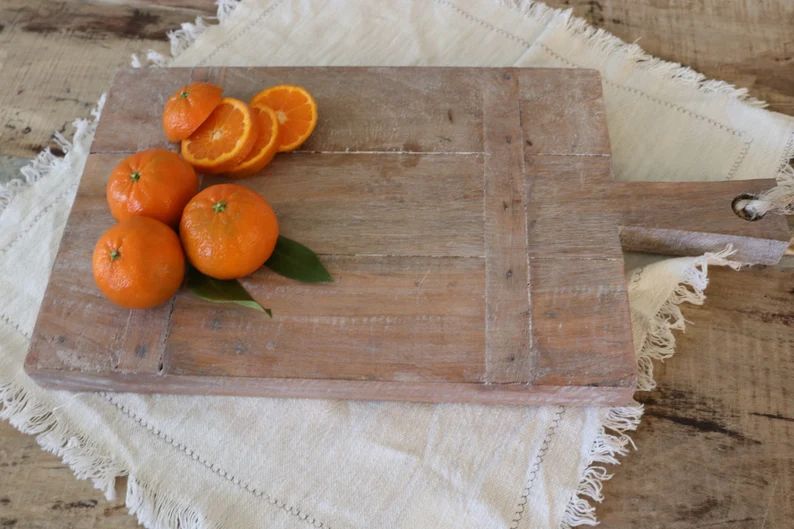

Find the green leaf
[[186, 267, 272, 316], [265, 235, 333, 283]]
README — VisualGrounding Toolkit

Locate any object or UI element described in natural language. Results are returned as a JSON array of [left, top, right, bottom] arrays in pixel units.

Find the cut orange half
[[162, 82, 223, 142], [250, 85, 317, 152], [225, 104, 280, 178], [181, 97, 257, 174]]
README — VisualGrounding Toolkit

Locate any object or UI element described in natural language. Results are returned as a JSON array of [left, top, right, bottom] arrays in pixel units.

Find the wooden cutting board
[[24, 67, 790, 406]]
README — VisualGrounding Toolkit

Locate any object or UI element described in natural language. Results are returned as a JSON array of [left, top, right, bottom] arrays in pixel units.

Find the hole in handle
[[732, 193, 766, 221]]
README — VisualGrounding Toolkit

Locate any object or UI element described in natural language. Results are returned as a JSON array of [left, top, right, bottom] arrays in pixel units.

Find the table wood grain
[[0, 1, 791, 528]]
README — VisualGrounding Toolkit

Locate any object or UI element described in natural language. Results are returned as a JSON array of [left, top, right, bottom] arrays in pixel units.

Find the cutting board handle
[[615, 178, 790, 264]]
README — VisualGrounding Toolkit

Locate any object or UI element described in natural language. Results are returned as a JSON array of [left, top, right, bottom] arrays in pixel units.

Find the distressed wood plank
[[94, 67, 485, 154], [29, 368, 635, 406], [482, 69, 532, 384], [525, 150, 624, 259], [518, 68, 612, 156], [598, 266, 794, 529], [24, 155, 172, 375], [166, 255, 487, 382], [529, 257, 635, 387], [0, 422, 135, 529], [208, 153, 486, 258]]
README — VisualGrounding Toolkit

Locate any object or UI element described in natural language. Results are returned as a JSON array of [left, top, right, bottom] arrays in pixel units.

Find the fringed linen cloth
[[1, 2, 791, 528]]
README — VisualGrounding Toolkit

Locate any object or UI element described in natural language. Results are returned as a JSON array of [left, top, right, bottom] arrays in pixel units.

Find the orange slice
[[250, 85, 317, 152], [181, 98, 257, 174], [225, 104, 280, 178]]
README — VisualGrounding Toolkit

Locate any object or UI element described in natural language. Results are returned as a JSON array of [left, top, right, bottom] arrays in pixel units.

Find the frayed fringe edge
[[499, 0, 768, 107], [500, 0, 794, 215], [634, 246, 742, 393], [0, 92, 134, 508], [0, 95, 105, 218], [131, 0, 241, 68], [559, 246, 741, 529], [127, 476, 210, 529], [143, 0, 772, 108], [560, 407, 642, 529], [0, 3, 242, 527], [0, 377, 125, 500], [0, 377, 213, 529]]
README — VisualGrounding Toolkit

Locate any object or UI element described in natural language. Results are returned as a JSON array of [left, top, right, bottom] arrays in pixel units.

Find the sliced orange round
[[181, 97, 257, 174], [225, 104, 280, 178], [250, 85, 317, 152]]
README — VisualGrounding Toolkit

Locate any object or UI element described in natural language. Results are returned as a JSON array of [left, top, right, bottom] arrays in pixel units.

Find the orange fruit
[[181, 97, 257, 174], [179, 184, 279, 280], [250, 85, 317, 152], [106, 148, 198, 227], [92, 217, 185, 309], [162, 82, 223, 142], [225, 105, 280, 178]]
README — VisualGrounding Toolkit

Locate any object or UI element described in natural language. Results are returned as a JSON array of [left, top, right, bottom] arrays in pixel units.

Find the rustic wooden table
[[0, 1, 791, 528]]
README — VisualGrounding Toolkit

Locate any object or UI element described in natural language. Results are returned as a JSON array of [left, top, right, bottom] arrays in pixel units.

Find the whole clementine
[[180, 184, 279, 280], [106, 149, 198, 227], [162, 82, 223, 142], [92, 217, 185, 309]]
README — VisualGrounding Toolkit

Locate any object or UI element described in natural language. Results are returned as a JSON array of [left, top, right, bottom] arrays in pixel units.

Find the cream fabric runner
[[1, 1, 792, 529]]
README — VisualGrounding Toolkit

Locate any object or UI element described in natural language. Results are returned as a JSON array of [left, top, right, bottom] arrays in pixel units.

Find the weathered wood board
[[24, 67, 790, 406]]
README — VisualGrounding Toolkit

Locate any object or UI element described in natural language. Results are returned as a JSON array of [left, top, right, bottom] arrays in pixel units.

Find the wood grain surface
[[600, 266, 794, 529], [0, 1, 791, 528], [24, 67, 632, 406], [0, 0, 216, 159], [24, 66, 788, 407]]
